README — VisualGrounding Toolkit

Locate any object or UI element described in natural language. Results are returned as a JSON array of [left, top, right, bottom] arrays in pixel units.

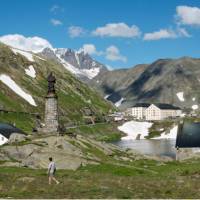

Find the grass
[[0, 112, 35, 132], [0, 43, 115, 131], [67, 122, 124, 142], [146, 120, 175, 139], [1, 159, 200, 198]]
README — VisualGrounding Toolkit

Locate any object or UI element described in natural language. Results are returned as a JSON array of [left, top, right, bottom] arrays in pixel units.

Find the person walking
[[47, 157, 60, 185]]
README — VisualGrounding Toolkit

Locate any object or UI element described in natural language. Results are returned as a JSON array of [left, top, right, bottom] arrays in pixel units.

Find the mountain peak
[[40, 47, 107, 80]]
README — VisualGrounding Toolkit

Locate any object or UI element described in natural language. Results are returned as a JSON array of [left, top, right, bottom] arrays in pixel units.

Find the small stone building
[[0, 123, 24, 145], [176, 121, 200, 160]]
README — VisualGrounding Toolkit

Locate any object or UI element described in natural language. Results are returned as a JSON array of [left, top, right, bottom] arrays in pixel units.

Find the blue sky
[[0, 0, 200, 69]]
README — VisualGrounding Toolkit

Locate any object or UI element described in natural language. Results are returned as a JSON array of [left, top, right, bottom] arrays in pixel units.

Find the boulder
[[0, 152, 10, 161], [1, 144, 40, 160], [8, 133, 27, 144], [34, 136, 83, 156], [21, 152, 83, 170]]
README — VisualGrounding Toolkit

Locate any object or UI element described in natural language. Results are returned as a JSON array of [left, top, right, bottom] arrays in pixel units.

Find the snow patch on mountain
[[104, 94, 111, 100], [115, 97, 125, 107], [92, 61, 96, 67], [192, 105, 198, 110], [75, 52, 80, 66], [0, 74, 37, 106], [118, 121, 153, 140], [55, 51, 100, 79], [60, 59, 76, 73], [25, 65, 36, 78], [82, 68, 100, 79], [192, 97, 196, 101], [176, 92, 184, 102], [36, 55, 46, 61], [12, 48, 34, 62], [56, 53, 83, 74], [152, 126, 178, 140], [55, 48, 68, 56]]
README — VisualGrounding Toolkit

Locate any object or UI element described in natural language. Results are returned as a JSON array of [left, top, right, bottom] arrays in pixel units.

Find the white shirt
[[48, 161, 56, 173]]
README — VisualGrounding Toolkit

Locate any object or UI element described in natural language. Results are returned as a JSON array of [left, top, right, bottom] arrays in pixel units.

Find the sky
[[0, 0, 200, 69]]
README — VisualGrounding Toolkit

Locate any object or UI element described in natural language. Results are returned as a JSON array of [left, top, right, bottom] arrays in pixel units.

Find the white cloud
[[0, 34, 52, 52], [105, 45, 127, 62], [92, 23, 141, 38], [78, 44, 103, 55], [50, 5, 64, 13], [176, 5, 200, 26], [50, 18, 63, 26], [50, 5, 59, 12], [143, 27, 190, 41], [79, 44, 127, 62], [68, 26, 86, 38], [144, 29, 177, 40]]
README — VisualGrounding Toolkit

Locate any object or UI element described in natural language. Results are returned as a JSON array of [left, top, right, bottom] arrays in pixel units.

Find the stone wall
[[43, 94, 59, 133]]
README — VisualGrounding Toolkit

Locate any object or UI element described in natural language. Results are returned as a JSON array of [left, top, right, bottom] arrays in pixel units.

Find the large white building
[[126, 103, 150, 120], [127, 103, 182, 121]]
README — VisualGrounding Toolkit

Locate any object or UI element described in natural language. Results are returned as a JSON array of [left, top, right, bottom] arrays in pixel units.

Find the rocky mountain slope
[[90, 64, 148, 106], [90, 57, 200, 110], [40, 47, 107, 81], [0, 43, 114, 132], [38, 43, 200, 111]]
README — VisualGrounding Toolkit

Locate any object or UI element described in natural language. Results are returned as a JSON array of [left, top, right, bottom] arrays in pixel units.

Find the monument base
[[43, 93, 59, 133], [176, 148, 200, 161]]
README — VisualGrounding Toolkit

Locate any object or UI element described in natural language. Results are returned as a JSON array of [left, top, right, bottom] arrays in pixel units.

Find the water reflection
[[114, 139, 176, 158]]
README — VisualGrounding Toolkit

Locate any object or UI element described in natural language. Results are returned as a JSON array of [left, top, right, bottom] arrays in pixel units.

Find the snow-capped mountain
[[40, 47, 107, 80], [0, 42, 114, 131], [0, 34, 107, 81]]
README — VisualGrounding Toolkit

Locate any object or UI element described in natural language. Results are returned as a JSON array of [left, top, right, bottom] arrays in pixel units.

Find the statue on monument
[[47, 72, 56, 94]]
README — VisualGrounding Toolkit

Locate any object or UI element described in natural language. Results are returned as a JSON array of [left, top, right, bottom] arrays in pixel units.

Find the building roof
[[154, 103, 181, 110], [133, 103, 151, 108], [176, 122, 200, 148], [0, 123, 24, 139], [133, 103, 181, 110]]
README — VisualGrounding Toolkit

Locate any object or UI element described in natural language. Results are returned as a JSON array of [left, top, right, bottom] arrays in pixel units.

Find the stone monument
[[43, 72, 59, 133]]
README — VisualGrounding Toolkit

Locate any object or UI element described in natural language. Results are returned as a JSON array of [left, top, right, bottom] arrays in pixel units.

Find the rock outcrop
[[0, 133, 144, 170], [8, 133, 27, 144]]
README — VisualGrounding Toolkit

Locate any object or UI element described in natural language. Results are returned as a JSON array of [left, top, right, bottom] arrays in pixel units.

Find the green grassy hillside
[[1, 159, 200, 198], [0, 43, 115, 132]]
